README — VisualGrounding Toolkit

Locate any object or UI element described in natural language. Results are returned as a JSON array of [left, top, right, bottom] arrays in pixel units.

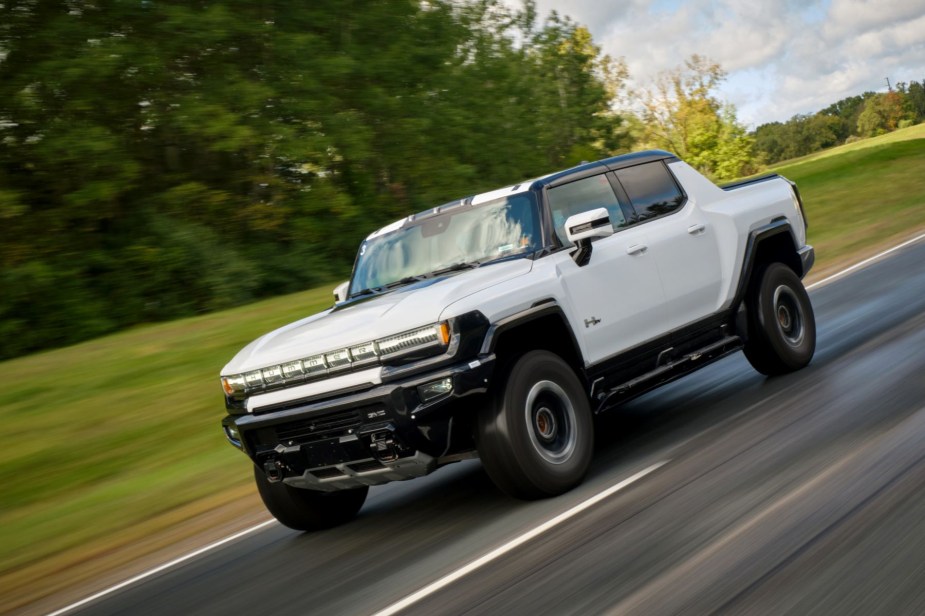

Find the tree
[[819, 92, 875, 141], [638, 55, 756, 181], [900, 80, 925, 123], [527, 16, 632, 166], [0, 0, 629, 359], [857, 91, 913, 137], [753, 113, 843, 164]]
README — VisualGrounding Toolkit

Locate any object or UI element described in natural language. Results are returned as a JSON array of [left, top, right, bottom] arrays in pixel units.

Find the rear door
[[613, 161, 723, 331]]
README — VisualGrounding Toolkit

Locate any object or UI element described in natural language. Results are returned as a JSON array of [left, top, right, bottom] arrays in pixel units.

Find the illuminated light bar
[[280, 360, 305, 379], [244, 370, 264, 388], [350, 342, 378, 363], [325, 348, 351, 369], [302, 354, 327, 374], [222, 322, 451, 397], [262, 365, 283, 384], [378, 325, 443, 357]]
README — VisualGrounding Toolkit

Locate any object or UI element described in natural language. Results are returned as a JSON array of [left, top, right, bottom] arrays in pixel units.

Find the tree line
[[1, 0, 637, 358], [0, 1, 920, 359], [754, 81, 925, 164]]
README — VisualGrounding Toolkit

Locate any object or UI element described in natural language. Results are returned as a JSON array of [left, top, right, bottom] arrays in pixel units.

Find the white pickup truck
[[220, 150, 815, 530]]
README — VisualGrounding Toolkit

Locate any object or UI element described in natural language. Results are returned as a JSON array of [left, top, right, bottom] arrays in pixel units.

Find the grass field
[[772, 125, 925, 273], [771, 121, 925, 167], [2, 129, 925, 612], [0, 287, 339, 611]]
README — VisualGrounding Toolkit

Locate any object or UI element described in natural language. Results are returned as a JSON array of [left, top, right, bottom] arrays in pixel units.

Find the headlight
[[378, 323, 449, 357], [220, 321, 451, 398], [221, 374, 247, 396]]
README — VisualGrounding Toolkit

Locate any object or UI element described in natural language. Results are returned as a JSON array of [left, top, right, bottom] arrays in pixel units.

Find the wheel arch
[[732, 220, 805, 311], [480, 301, 586, 383]]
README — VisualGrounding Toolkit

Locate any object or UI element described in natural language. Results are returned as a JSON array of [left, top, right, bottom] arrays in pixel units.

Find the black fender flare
[[731, 219, 804, 312], [479, 300, 585, 374]]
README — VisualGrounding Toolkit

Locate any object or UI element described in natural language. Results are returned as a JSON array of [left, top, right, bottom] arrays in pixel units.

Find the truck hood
[[222, 258, 534, 374]]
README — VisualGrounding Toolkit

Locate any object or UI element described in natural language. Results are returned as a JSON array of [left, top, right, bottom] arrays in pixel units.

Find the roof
[[365, 150, 680, 239], [531, 150, 679, 190]]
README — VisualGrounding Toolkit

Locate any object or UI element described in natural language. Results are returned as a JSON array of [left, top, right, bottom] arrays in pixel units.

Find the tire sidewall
[[253, 466, 368, 531], [754, 263, 816, 370], [496, 351, 593, 496]]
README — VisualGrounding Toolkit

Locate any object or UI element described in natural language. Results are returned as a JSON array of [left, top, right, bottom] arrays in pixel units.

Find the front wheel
[[476, 350, 594, 499], [743, 262, 816, 375], [253, 466, 368, 531]]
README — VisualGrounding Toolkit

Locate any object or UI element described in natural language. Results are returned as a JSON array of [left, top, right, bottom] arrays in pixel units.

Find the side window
[[616, 162, 685, 221], [547, 174, 626, 246]]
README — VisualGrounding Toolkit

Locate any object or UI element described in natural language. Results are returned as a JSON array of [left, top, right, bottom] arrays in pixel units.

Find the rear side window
[[547, 174, 626, 246], [616, 162, 685, 221]]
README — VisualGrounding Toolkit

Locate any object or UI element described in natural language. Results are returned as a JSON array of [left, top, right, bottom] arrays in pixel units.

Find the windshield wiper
[[349, 275, 427, 299], [348, 287, 382, 299], [351, 257, 514, 298], [383, 275, 428, 289], [430, 261, 481, 276]]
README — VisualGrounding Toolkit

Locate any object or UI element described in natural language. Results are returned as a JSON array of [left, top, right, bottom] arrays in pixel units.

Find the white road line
[[806, 231, 925, 290], [369, 461, 669, 616], [45, 231, 925, 616], [46, 519, 277, 616]]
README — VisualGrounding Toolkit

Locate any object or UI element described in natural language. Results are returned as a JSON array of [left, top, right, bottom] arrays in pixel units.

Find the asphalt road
[[72, 240, 925, 616]]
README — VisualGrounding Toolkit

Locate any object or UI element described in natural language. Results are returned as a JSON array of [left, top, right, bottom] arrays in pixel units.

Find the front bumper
[[223, 355, 495, 491]]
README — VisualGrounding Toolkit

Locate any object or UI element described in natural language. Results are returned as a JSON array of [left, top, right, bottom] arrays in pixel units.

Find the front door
[[546, 174, 668, 366]]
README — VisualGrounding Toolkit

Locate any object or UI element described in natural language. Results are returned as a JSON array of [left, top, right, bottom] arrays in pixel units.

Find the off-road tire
[[743, 262, 816, 375], [476, 350, 593, 499], [253, 466, 368, 531]]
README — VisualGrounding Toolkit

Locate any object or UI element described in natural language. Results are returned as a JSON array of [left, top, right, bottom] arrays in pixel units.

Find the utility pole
[[886, 77, 893, 92]]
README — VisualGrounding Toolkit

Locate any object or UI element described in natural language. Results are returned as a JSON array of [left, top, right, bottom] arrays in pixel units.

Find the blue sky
[[509, 0, 925, 127]]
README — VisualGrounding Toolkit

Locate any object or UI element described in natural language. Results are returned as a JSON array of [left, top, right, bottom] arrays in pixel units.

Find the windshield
[[349, 192, 541, 297]]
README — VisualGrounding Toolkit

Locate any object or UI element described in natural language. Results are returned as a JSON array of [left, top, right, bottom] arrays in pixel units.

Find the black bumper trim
[[225, 355, 495, 476], [798, 244, 815, 277]]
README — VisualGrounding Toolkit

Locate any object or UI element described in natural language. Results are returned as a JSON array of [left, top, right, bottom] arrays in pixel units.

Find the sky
[[507, 0, 925, 127]]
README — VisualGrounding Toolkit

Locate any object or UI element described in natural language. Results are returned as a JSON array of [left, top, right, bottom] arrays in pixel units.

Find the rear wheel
[[743, 262, 816, 375], [253, 466, 368, 531], [476, 350, 593, 499]]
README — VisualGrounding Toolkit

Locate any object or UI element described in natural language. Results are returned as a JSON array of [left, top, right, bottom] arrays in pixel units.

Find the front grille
[[275, 408, 363, 445]]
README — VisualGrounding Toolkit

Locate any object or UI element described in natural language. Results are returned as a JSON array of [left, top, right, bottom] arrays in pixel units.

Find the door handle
[[626, 244, 648, 256], [688, 223, 706, 235]]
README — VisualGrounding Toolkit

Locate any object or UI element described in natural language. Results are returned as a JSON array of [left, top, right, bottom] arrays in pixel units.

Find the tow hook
[[370, 431, 399, 463], [263, 459, 286, 483]]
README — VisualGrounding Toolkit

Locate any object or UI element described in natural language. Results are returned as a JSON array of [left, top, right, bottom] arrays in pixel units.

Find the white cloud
[[502, 0, 925, 126], [825, 0, 925, 39]]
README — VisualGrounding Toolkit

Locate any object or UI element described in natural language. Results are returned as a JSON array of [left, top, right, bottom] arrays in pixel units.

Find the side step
[[594, 335, 743, 413]]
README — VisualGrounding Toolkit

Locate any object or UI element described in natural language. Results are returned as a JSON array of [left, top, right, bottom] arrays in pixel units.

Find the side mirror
[[564, 208, 613, 266], [333, 281, 349, 303], [565, 208, 614, 244]]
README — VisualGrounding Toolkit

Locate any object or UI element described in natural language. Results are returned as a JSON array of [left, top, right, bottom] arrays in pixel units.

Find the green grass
[[771, 121, 925, 167], [2, 134, 925, 609], [0, 285, 339, 589], [773, 136, 925, 269]]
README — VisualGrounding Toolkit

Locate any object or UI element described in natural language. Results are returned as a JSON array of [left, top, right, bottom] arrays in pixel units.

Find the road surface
[[68, 239, 925, 615]]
